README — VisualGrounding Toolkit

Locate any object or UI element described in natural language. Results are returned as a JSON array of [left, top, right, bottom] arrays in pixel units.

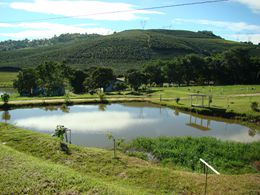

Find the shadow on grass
[[145, 89, 163, 94]]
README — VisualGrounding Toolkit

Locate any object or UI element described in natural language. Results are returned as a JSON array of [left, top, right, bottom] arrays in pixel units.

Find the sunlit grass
[[0, 123, 259, 194], [0, 72, 17, 87]]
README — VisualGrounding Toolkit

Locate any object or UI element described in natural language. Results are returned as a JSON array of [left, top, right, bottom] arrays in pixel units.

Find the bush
[[176, 97, 180, 104], [1, 93, 10, 104], [251, 102, 259, 111]]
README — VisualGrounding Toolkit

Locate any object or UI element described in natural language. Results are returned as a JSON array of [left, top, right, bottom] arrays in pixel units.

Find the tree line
[[0, 33, 100, 51], [137, 47, 260, 87], [13, 47, 260, 96], [13, 62, 119, 96]]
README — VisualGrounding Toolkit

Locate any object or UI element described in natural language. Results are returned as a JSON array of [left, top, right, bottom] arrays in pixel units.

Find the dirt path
[[228, 93, 260, 97]]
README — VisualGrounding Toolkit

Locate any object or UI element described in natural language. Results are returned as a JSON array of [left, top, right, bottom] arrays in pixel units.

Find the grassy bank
[[0, 123, 259, 194], [123, 137, 260, 174], [0, 145, 134, 194]]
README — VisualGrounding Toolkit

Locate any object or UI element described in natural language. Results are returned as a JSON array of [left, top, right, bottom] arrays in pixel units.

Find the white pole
[[200, 158, 220, 175]]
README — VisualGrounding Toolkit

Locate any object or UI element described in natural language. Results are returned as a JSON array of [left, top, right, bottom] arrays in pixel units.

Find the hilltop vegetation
[[0, 29, 258, 72], [0, 33, 100, 51]]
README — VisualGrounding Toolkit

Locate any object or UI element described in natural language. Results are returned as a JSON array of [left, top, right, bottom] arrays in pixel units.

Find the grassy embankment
[[0, 123, 259, 194]]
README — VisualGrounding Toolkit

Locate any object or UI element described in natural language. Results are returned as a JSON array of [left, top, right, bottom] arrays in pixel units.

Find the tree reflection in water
[[2, 110, 11, 123]]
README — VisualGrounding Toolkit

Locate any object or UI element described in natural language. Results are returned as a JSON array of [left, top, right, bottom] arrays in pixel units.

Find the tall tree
[[143, 63, 165, 85], [70, 69, 86, 94], [91, 67, 115, 89], [36, 61, 68, 96], [126, 69, 146, 91], [13, 68, 38, 96], [84, 66, 115, 92]]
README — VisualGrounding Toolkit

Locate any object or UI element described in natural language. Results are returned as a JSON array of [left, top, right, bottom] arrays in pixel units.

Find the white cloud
[[0, 22, 113, 39], [10, 0, 162, 21], [233, 0, 260, 14], [172, 18, 260, 44], [14, 111, 157, 132], [172, 18, 260, 32], [229, 33, 260, 44]]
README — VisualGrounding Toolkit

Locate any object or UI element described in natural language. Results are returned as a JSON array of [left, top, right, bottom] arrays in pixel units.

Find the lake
[[0, 102, 259, 148]]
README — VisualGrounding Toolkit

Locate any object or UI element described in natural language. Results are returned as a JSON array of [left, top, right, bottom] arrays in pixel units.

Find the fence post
[[200, 158, 220, 195]]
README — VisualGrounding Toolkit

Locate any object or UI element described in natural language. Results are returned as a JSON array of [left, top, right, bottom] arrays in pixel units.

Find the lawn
[[149, 85, 260, 119], [0, 72, 18, 87], [150, 85, 260, 98], [0, 123, 259, 194]]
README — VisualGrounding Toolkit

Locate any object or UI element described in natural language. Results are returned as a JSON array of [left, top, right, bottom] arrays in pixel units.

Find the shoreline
[[0, 97, 260, 130]]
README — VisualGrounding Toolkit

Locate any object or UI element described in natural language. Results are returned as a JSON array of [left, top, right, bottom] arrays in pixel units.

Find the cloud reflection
[[14, 111, 157, 133]]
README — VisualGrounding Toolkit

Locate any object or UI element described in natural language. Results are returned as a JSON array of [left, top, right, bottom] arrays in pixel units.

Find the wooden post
[[204, 166, 208, 195], [160, 94, 162, 102], [200, 158, 220, 195], [65, 129, 68, 143], [69, 129, 71, 144]]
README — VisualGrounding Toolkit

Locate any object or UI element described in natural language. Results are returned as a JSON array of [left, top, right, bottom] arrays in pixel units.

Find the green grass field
[[0, 123, 259, 194], [149, 85, 260, 120], [0, 72, 17, 87]]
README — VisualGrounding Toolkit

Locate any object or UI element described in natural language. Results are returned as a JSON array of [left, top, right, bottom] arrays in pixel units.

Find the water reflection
[[14, 111, 157, 132], [98, 104, 107, 112], [0, 103, 259, 148], [41, 105, 70, 113], [1, 111, 11, 123], [186, 115, 211, 131], [248, 129, 256, 137]]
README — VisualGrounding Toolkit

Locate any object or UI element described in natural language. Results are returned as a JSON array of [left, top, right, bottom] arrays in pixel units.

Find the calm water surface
[[1, 102, 259, 148]]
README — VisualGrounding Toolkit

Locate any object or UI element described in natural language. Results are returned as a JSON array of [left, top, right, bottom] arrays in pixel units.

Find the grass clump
[[123, 137, 260, 174], [251, 101, 259, 112]]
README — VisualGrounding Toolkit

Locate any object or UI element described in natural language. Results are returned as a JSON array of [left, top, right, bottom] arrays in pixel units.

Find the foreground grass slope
[[0, 123, 259, 194], [0, 145, 136, 195]]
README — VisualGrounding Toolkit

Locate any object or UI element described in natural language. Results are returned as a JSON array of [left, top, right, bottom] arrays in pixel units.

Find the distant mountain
[[0, 29, 258, 73]]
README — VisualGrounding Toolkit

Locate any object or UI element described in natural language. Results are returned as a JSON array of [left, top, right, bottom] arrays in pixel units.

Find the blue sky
[[0, 0, 260, 43]]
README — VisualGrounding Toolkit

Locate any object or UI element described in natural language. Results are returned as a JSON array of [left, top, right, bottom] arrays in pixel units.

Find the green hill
[[0, 29, 258, 72]]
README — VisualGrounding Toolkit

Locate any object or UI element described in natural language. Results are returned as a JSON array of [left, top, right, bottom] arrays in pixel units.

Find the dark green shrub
[[176, 97, 180, 104], [251, 102, 259, 111], [1, 93, 10, 104]]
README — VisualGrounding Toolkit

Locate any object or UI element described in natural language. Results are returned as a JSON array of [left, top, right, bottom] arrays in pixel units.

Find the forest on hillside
[[0, 30, 259, 72]]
